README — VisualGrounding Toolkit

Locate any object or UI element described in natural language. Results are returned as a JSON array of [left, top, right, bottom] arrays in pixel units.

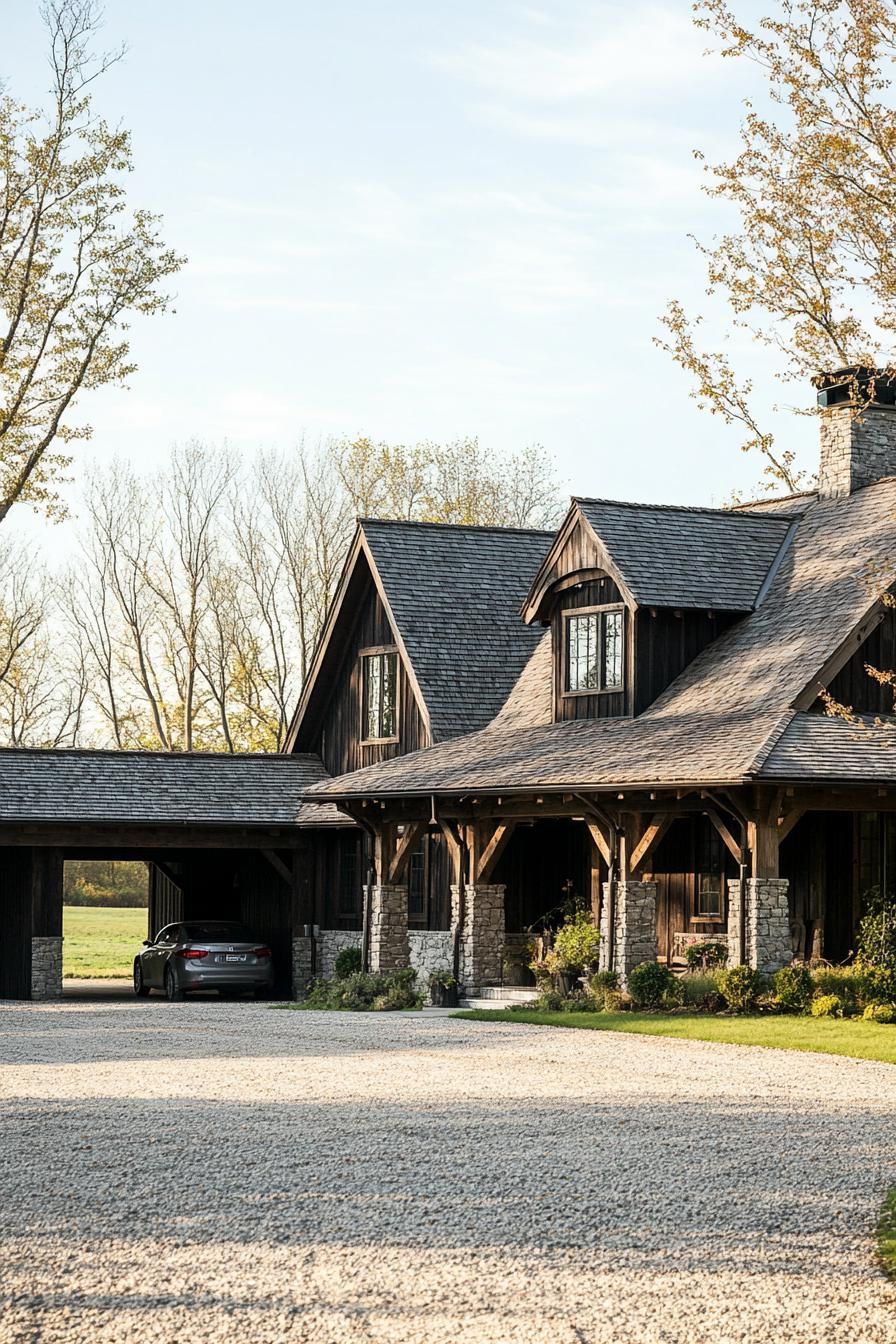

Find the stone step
[[459, 986, 539, 1010]]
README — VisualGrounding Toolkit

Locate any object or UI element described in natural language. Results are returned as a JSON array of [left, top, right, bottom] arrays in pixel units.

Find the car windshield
[[181, 923, 255, 942]]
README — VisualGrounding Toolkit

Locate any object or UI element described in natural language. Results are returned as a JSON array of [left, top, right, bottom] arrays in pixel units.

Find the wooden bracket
[[629, 815, 672, 875], [475, 821, 515, 883], [585, 822, 611, 867], [388, 821, 425, 884], [261, 849, 292, 885], [704, 809, 743, 865], [777, 807, 806, 844]]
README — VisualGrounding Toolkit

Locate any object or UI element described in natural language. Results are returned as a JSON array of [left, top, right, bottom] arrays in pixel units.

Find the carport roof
[[0, 748, 346, 828]]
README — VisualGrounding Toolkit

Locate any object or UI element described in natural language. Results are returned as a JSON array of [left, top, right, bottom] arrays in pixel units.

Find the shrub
[[560, 990, 599, 1013], [810, 993, 843, 1018], [603, 989, 631, 1012], [864, 1003, 896, 1024], [627, 961, 677, 1010], [718, 964, 763, 1014], [428, 967, 456, 989], [774, 964, 814, 1013], [303, 968, 422, 1012], [681, 971, 724, 1012], [684, 941, 727, 970], [811, 966, 868, 1015], [589, 970, 620, 1007], [552, 912, 601, 974], [334, 946, 363, 980], [533, 989, 565, 1012], [856, 888, 896, 1004]]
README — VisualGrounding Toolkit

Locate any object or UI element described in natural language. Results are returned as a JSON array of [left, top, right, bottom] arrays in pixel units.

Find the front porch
[[314, 785, 896, 994]]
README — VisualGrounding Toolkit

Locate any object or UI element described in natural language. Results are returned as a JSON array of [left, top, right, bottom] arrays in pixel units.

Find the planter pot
[[430, 982, 459, 1008]]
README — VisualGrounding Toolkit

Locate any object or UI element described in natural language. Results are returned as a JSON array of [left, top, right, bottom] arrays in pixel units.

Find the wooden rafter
[[629, 814, 672, 874]]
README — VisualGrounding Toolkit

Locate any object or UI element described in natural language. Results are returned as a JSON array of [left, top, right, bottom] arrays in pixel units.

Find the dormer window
[[564, 608, 624, 694], [362, 648, 398, 741]]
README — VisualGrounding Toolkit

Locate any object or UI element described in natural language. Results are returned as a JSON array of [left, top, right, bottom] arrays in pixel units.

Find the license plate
[[224, 954, 246, 963]]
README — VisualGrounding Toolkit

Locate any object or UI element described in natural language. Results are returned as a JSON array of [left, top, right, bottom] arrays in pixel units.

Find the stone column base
[[31, 937, 62, 1000], [369, 884, 410, 973], [291, 936, 315, 999], [451, 883, 505, 989], [727, 877, 790, 974], [598, 881, 657, 985]]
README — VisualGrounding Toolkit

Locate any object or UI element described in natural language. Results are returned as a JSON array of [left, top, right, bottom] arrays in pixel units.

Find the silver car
[[133, 921, 275, 1001]]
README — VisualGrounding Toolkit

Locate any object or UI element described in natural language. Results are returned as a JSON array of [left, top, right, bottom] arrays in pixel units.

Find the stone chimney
[[814, 366, 896, 497]]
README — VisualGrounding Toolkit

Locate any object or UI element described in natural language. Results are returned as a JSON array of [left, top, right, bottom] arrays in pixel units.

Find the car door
[[146, 925, 176, 987]]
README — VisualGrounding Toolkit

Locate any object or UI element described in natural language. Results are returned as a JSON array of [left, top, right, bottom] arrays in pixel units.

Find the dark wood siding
[[309, 567, 428, 776], [148, 864, 183, 938], [823, 608, 896, 715], [651, 818, 737, 962], [552, 577, 629, 720], [497, 820, 593, 934], [781, 811, 854, 962], [0, 848, 34, 998], [634, 609, 740, 715]]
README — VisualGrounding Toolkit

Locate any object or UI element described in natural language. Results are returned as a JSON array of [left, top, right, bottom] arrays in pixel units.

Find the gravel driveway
[[2, 1001, 896, 1344]]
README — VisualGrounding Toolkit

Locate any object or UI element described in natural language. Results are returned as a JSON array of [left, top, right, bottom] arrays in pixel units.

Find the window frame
[[360, 645, 400, 745], [561, 603, 626, 697]]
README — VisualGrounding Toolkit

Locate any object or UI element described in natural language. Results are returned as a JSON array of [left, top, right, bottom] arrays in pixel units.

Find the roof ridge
[[0, 746, 324, 762], [574, 496, 795, 520], [359, 516, 555, 536]]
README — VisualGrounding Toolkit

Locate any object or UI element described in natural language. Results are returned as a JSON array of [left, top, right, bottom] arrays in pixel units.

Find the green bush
[[334, 946, 363, 980], [684, 941, 727, 970], [304, 968, 422, 1012], [428, 967, 456, 989], [589, 970, 620, 1007], [863, 1003, 896, 1024], [681, 971, 724, 1012], [532, 989, 565, 1012], [811, 966, 868, 1015], [627, 961, 677, 1010], [552, 912, 601, 974], [718, 964, 763, 1014], [560, 990, 599, 1013], [773, 964, 814, 1013], [602, 989, 631, 1012], [856, 889, 896, 1004], [810, 993, 843, 1018]]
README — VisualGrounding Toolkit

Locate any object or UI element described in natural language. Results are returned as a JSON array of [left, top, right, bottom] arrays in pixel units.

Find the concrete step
[[458, 986, 539, 1010]]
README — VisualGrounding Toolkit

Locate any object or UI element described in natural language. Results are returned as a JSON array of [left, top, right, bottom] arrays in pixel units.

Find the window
[[362, 650, 398, 740], [696, 821, 724, 918], [408, 847, 426, 920], [565, 609, 624, 693]]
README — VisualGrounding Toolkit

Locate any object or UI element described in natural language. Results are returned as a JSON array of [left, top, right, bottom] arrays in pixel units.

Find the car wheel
[[164, 965, 184, 1002], [133, 959, 150, 998]]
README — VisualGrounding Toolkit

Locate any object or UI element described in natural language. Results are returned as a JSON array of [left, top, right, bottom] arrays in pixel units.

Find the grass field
[[62, 905, 147, 979], [455, 1008, 896, 1066]]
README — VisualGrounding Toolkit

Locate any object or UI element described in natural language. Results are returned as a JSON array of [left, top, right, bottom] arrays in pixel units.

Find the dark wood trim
[[475, 822, 515, 882], [704, 808, 743, 864], [388, 821, 425, 883], [359, 645, 401, 746], [792, 602, 887, 711], [629, 815, 672, 874]]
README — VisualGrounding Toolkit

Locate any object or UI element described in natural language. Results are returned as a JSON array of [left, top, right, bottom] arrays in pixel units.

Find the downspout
[[352, 811, 379, 974], [573, 794, 620, 973], [451, 825, 467, 990]]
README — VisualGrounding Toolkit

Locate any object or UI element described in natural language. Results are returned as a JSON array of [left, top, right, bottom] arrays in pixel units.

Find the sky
[[3, 0, 815, 558]]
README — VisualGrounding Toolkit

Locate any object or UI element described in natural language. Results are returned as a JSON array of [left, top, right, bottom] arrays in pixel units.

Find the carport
[[0, 749, 343, 1000]]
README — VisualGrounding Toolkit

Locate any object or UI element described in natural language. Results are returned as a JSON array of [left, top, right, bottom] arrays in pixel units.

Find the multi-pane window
[[565, 609, 624, 693], [696, 821, 724, 918], [363, 650, 398, 740], [408, 848, 426, 920]]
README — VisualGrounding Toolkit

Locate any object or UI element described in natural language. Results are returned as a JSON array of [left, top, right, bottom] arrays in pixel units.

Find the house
[[300, 369, 896, 990], [2, 368, 896, 1001]]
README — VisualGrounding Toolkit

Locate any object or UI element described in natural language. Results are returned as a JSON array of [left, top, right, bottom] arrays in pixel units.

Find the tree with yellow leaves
[[658, 0, 896, 493], [0, 0, 183, 521]]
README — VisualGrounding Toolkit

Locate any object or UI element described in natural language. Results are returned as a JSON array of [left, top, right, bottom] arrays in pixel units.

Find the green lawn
[[62, 905, 147, 978], [878, 1188, 896, 1278], [455, 1008, 896, 1065]]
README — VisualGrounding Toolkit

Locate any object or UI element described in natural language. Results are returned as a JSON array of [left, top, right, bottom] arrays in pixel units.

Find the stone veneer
[[316, 929, 363, 981], [369, 884, 410, 973], [598, 880, 657, 985], [408, 929, 453, 987], [819, 403, 896, 497], [451, 883, 505, 989], [31, 936, 62, 1000], [727, 877, 791, 974]]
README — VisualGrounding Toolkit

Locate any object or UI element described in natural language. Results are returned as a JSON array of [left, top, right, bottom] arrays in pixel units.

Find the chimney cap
[[813, 365, 896, 408]]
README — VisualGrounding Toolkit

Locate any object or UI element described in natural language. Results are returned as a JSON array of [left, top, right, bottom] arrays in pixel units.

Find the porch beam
[[388, 821, 426, 884], [704, 809, 743, 865], [629, 814, 672, 875], [749, 818, 780, 878], [475, 822, 515, 883]]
